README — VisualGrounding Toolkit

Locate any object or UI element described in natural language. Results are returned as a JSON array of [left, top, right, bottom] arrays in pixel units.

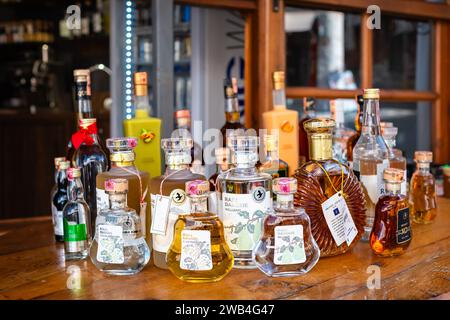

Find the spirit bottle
[[63, 167, 91, 260], [294, 119, 366, 257], [72, 118, 108, 230], [123, 71, 162, 178], [90, 178, 150, 275], [220, 77, 246, 146], [149, 138, 205, 269], [209, 147, 232, 191], [443, 166, 450, 199], [262, 71, 299, 176], [346, 94, 363, 167], [256, 134, 288, 178], [96, 138, 150, 246], [330, 99, 355, 164], [370, 168, 411, 256], [167, 180, 233, 282], [352, 89, 390, 241], [299, 97, 316, 165], [253, 177, 320, 277], [409, 151, 437, 224], [52, 159, 69, 242], [218, 135, 272, 268], [381, 126, 407, 195]]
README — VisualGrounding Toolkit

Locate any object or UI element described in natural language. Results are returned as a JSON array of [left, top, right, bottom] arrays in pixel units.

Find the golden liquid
[[409, 172, 437, 224], [166, 213, 234, 283]]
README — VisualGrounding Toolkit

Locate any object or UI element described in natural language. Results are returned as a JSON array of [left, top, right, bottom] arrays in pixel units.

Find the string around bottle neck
[[117, 165, 148, 204], [314, 160, 347, 197], [159, 169, 185, 196]]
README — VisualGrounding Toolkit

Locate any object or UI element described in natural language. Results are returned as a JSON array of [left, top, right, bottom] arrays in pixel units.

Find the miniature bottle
[[63, 167, 91, 260], [90, 178, 150, 275], [149, 138, 205, 269], [257, 134, 289, 178], [330, 99, 355, 164], [370, 168, 411, 256], [51, 157, 66, 242], [218, 135, 272, 268], [167, 180, 233, 282], [299, 97, 316, 165], [409, 151, 437, 224], [220, 77, 246, 146], [294, 119, 366, 257], [253, 177, 320, 277], [381, 126, 407, 195], [346, 95, 363, 167]]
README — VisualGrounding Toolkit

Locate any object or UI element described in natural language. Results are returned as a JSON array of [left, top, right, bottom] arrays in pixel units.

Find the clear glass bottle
[[149, 138, 205, 269], [256, 134, 289, 179], [330, 99, 355, 164], [63, 167, 91, 260], [352, 89, 390, 241], [167, 180, 233, 282], [90, 178, 150, 275], [346, 95, 363, 166], [294, 119, 366, 257], [299, 97, 316, 165], [409, 151, 437, 224], [253, 177, 320, 277], [51, 157, 66, 242], [370, 168, 411, 257], [381, 126, 407, 195], [218, 135, 272, 269], [220, 77, 246, 147]]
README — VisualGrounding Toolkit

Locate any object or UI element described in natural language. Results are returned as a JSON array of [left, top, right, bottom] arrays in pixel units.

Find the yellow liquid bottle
[[262, 71, 299, 176], [123, 72, 162, 178]]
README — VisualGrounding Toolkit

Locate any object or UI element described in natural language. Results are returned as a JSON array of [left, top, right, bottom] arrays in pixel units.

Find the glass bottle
[[218, 135, 272, 269], [72, 118, 108, 231], [299, 97, 316, 165], [209, 147, 233, 191], [96, 138, 150, 246], [381, 126, 407, 195], [167, 180, 233, 282], [352, 88, 390, 241], [409, 151, 437, 224], [330, 99, 355, 164], [52, 160, 69, 242], [63, 167, 91, 260], [294, 119, 366, 257], [443, 166, 450, 199], [253, 177, 320, 277], [346, 95, 363, 166], [370, 168, 411, 256], [220, 77, 246, 146], [90, 178, 150, 275], [149, 138, 205, 269], [256, 134, 289, 179]]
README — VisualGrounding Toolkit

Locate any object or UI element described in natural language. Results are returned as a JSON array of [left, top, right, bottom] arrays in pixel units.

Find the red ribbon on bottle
[[71, 122, 97, 149]]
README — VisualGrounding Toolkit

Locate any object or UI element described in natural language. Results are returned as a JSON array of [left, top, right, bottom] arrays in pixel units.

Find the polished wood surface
[[1, 199, 449, 300]]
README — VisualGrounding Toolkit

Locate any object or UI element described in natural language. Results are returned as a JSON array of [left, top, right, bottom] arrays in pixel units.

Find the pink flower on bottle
[[127, 138, 137, 148], [105, 179, 115, 191]]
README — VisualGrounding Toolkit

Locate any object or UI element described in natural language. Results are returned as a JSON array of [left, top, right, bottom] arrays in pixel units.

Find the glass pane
[[372, 16, 432, 90], [285, 7, 361, 88]]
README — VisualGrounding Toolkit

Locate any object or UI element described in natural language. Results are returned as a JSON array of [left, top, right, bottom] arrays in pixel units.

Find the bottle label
[[53, 209, 64, 237], [397, 207, 411, 244], [401, 170, 407, 196], [64, 219, 87, 242], [96, 188, 109, 212], [180, 230, 213, 271], [96, 225, 125, 264], [274, 225, 306, 265], [222, 190, 270, 251], [377, 159, 390, 197], [321, 191, 358, 246], [360, 175, 378, 204], [208, 192, 218, 214]]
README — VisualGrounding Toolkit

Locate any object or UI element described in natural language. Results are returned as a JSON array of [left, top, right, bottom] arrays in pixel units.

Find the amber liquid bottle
[[257, 134, 288, 179], [370, 168, 411, 257], [294, 119, 366, 257], [299, 97, 316, 165], [346, 95, 363, 166], [220, 78, 246, 146]]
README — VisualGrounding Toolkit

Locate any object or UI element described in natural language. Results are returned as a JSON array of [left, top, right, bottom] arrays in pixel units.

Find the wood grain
[[0, 199, 449, 300]]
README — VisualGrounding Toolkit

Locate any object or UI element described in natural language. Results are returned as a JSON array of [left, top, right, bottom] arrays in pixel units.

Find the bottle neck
[[385, 182, 401, 196], [134, 95, 150, 118], [225, 111, 240, 123], [362, 98, 382, 136], [417, 162, 430, 174], [57, 170, 68, 189], [75, 81, 93, 120], [190, 196, 208, 213], [308, 135, 333, 161], [109, 193, 127, 210], [166, 164, 190, 173], [264, 150, 279, 162], [217, 163, 231, 173], [165, 151, 192, 172], [384, 137, 396, 149], [233, 152, 258, 170], [272, 88, 286, 110], [110, 152, 135, 168], [274, 194, 294, 210], [67, 178, 84, 202]]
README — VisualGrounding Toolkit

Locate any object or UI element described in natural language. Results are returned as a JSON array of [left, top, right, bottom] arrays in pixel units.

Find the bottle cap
[[363, 88, 380, 99], [107, 137, 137, 151], [273, 177, 297, 194], [54, 157, 66, 168], [134, 72, 148, 86], [215, 147, 231, 165], [414, 151, 433, 162], [383, 168, 404, 182], [105, 178, 128, 194], [67, 167, 81, 180], [162, 137, 193, 150], [272, 71, 285, 90], [303, 97, 315, 109], [356, 94, 364, 108], [174, 109, 191, 120], [59, 160, 70, 170], [381, 126, 398, 138], [79, 118, 97, 129], [186, 180, 209, 196], [223, 78, 235, 99], [73, 69, 89, 80], [263, 134, 279, 152], [227, 135, 259, 165], [303, 118, 335, 133], [442, 165, 450, 176]]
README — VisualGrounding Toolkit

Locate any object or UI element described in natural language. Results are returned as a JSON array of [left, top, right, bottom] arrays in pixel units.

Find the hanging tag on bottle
[[208, 191, 218, 214], [150, 194, 171, 235]]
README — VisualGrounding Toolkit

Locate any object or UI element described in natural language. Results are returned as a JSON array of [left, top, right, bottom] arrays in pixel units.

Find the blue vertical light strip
[[124, 0, 135, 120]]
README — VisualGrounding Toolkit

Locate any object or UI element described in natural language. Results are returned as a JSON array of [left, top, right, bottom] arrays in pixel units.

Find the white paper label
[[208, 192, 218, 214], [377, 159, 390, 197], [96, 225, 124, 264], [274, 225, 306, 265], [321, 192, 358, 246], [150, 195, 171, 235], [180, 230, 212, 271], [96, 188, 109, 212], [360, 175, 378, 204], [401, 169, 407, 196], [53, 209, 63, 237]]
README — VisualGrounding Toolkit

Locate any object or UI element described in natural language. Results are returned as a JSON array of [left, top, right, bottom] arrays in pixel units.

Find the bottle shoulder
[[220, 168, 272, 182], [353, 135, 389, 158]]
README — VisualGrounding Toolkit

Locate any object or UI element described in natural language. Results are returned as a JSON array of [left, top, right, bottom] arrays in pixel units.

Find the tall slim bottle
[[123, 72, 162, 178], [220, 77, 246, 146], [381, 126, 407, 195], [330, 99, 355, 164], [52, 160, 70, 242], [299, 97, 316, 165], [352, 89, 390, 241], [346, 94, 363, 167]]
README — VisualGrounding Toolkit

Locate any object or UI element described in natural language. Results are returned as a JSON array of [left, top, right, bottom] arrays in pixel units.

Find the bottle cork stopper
[[186, 180, 209, 196], [67, 167, 81, 180], [73, 69, 89, 79], [161, 137, 193, 150], [59, 160, 70, 170], [272, 71, 285, 90], [363, 88, 380, 99], [303, 118, 335, 133], [273, 177, 297, 194], [134, 72, 148, 86], [414, 151, 433, 162], [54, 157, 66, 168], [105, 178, 128, 193], [383, 168, 404, 182], [107, 137, 137, 150]]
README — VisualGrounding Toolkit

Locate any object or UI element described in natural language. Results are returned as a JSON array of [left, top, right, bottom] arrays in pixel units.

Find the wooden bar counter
[[0, 199, 449, 300]]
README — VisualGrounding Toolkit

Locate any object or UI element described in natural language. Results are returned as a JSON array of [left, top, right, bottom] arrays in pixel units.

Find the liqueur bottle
[[218, 135, 272, 268], [346, 95, 363, 167], [256, 134, 288, 179], [352, 89, 390, 241], [262, 71, 299, 176], [409, 151, 437, 224], [381, 126, 407, 195], [294, 119, 366, 257], [149, 138, 205, 269], [167, 180, 233, 282], [330, 99, 355, 164], [72, 118, 108, 231], [90, 178, 150, 275], [370, 168, 411, 256], [63, 167, 91, 260], [443, 166, 450, 199], [209, 147, 232, 191], [220, 77, 246, 146], [52, 159, 69, 242], [299, 97, 316, 165], [123, 71, 162, 178], [96, 138, 150, 246], [253, 177, 320, 277]]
